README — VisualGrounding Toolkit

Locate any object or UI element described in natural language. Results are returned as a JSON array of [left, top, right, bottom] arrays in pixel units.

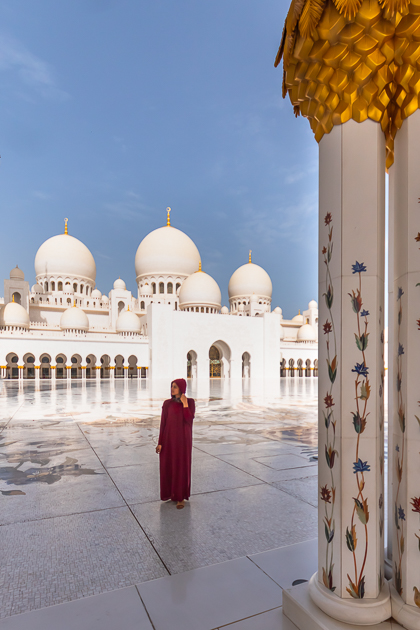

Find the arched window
[[51, 281, 55, 291], [118, 301, 124, 314], [167, 282, 173, 294], [152, 283, 156, 294], [45, 282, 49, 292], [67, 298, 71, 304], [175, 302, 177, 310], [56, 357, 64, 363], [58, 282, 63, 291], [73, 283, 78, 293], [86, 286, 89, 295], [176, 283, 181, 292], [12, 292, 21, 304], [41, 356, 50, 364], [141, 301, 145, 310], [80, 284, 84, 293], [159, 282, 164, 294], [201, 307, 204, 313]]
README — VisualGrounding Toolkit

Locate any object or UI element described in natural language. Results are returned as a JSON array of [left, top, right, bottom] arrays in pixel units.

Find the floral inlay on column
[[320, 212, 338, 593], [394, 287, 405, 596], [346, 261, 370, 599]]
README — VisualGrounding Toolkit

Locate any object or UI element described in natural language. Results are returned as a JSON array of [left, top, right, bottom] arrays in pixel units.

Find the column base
[[390, 584, 420, 630], [283, 577, 395, 630]]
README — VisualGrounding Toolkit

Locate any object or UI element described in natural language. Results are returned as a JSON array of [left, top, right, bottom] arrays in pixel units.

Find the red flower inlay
[[320, 485, 331, 503], [324, 393, 334, 408], [323, 320, 332, 335], [411, 497, 420, 513], [324, 213, 332, 226], [417, 319, 420, 330], [322, 246, 327, 255]]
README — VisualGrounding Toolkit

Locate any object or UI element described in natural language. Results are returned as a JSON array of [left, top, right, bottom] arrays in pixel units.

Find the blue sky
[[0, 0, 318, 318]]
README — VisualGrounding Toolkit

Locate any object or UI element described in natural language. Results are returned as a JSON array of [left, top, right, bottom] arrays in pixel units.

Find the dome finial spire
[[64, 218, 68, 235], [73, 299, 76, 307], [249, 249, 252, 263], [198, 260, 202, 272], [166, 207, 171, 227], [12, 294, 15, 303]]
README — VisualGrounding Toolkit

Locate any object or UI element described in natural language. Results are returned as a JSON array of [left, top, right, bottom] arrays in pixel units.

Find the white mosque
[[0, 210, 318, 382]]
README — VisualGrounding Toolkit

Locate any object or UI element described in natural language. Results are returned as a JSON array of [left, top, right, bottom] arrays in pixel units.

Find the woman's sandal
[[176, 501, 185, 509]]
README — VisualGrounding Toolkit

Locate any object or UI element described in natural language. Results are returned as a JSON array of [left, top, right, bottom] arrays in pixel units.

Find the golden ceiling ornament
[[275, 0, 420, 168]]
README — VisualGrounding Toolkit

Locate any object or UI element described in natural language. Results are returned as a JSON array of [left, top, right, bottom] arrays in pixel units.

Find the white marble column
[[81, 365, 86, 382], [35, 366, 40, 384], [96, 366, 101, 382], [389, 110, 420, 630], [51, 365, 56, 384], [285, 121, 390, 629], [66, 364, 72, 382]]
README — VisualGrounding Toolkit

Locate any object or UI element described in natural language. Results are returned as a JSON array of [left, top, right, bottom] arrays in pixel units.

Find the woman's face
[[171, 382, 180, 397]]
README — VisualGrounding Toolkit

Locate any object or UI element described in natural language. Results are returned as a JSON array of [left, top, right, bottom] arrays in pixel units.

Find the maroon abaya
[[158, 378, 195, 502]]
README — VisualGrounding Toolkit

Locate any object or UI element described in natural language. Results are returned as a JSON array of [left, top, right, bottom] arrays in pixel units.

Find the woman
[[156, 378, 195, 509]]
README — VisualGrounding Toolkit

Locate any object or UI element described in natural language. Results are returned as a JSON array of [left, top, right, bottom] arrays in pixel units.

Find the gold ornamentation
[[249, 249, 252, 263], [64, 218, 68, 235], [166, 207, 171, 227], [275, 0, 420, 167]]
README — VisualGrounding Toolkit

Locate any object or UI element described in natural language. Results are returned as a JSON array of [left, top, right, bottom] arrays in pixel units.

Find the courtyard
[[0, 378, 318, 626]]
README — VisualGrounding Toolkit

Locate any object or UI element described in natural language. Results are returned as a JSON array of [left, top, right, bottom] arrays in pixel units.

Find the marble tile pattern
[[0, 378, 318, 619]]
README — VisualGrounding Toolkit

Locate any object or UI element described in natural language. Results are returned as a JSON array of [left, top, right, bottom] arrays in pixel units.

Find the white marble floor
[[0, 378, 318, 620]]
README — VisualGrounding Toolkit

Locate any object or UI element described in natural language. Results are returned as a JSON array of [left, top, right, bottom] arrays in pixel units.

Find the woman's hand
[[156, 444, 162, 454], [180, 394, 188, 407]]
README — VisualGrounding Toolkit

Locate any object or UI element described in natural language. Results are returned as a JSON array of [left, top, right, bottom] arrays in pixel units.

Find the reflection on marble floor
[[0, 378, 318, 619]]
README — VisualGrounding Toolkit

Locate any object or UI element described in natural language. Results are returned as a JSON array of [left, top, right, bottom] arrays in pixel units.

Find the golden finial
[[127, 305, 130, 311], [249, 250, 252, 263], [12, 294, 15, 303], [166, 207, 171, 227], [64, 218, 68, 235], [73, 299, 76, 307], [198, 261, 202, 272], [298, 309, 301, 315]]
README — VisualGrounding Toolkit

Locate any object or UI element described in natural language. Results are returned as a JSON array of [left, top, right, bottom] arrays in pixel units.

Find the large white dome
[[228, 262, 272, 299], [135, 226, 200, 278], [116, 309, 141, 334], [1, 301, 30, 329], [35, 233, 96, 282], [179, 268, 221, 310], [60, 305, 89, 332], [297, 323, 316, 341]]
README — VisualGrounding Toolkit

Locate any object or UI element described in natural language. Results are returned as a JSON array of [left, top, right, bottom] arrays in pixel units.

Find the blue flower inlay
[[353, 459, 371, 474], [352, 261, 367, 274], [352, 362, 369, 378]]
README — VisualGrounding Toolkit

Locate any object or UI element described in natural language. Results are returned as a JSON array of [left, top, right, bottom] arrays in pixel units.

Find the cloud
[[103, 192, 151, 221], [237, 192, 318, 249], [32, 190, 52, 200], [0, 34, 68, 100]]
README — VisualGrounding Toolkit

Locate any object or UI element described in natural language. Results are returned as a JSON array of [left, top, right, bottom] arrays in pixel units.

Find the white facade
[[0, 214, 318, 381]]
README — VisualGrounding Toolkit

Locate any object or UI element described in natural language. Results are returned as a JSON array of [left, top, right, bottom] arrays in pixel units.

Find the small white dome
[[308, 299, 318, 309], [91, 289, 102, 299], [102, 295, 109, 304], [60, 305, 89, 332], [221, 305, 229, 314], [228, 262, 272, 300], [292, 311, 304, 324], [179, 268, 221, 310], [135, 225, 200, 278], [274, 306, 282, 315], [31, 283, 44, 294], [10, 266, 25, 280], [297, 323, 316, 341], [279, 324, 285, 340], [35, 233, 96, 282], [1, 301, 30, 329], [140, 283, 151, 296], [113, 278, 126, 290], [116, 308, 141, 334]]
